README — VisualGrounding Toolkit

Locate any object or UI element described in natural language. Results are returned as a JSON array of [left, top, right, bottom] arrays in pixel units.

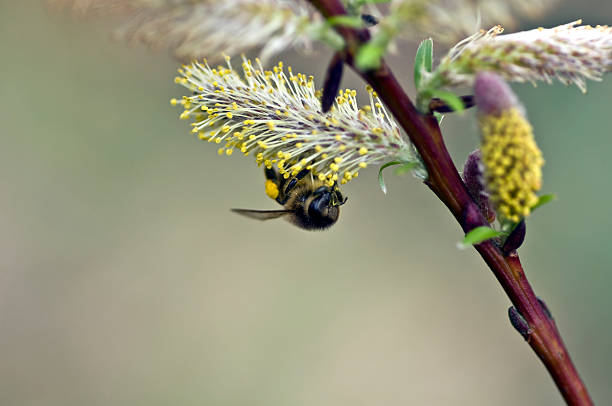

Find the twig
[[306, 1, 594, 405]]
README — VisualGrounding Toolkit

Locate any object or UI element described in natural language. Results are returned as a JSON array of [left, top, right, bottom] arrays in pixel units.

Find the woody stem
[[306, 1, 594, 405]]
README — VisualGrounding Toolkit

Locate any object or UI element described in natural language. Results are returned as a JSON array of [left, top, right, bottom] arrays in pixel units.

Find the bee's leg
[[282, 168, 310, 198], [263, 166, 284, 203], [264, 166, 279, 182], [332, 182, 348, 206]]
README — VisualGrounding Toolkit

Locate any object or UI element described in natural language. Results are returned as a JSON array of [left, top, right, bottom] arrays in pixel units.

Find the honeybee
[[232, 167, 348, 230]]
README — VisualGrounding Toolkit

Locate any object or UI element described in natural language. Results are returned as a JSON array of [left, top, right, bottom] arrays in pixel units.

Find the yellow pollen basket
[[265, 180, 279, 200]]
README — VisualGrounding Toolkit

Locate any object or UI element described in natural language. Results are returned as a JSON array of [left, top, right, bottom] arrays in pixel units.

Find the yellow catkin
[[479, 108, 544, 222], [172, 56, 421, 186]]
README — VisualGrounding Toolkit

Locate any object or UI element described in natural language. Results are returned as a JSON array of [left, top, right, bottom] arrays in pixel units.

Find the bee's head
[[301, 185, 346, 230]]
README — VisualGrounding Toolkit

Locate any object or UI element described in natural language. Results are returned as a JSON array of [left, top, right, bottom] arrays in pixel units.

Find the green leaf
[[356, 42, 385, 70], [414, 38, 433, 89], [431, 89, 465, 113], [433, 111, 444, 124], [393, 162, 419, 176], [308, 23, 345, 50], [327, 15, 364, 28], [461, 226, 504, 247], [378, 161, 403, 194], [531, 194, 556, 212]]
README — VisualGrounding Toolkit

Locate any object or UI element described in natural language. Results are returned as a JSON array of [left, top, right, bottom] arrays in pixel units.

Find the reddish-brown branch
[[305, 1, 594, 405]]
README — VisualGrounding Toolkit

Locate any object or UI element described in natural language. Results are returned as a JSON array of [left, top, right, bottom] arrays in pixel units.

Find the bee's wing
[[231, 208, 292, 221]]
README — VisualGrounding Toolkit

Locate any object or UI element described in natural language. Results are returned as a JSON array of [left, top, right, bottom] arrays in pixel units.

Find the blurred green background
[[1, 1, 611, 405]]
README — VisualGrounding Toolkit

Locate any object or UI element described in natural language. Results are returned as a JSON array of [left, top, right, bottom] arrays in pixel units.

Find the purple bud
[[537, 297, 554, 321], [502, 220, 526, 255], [462, 203, 484, 231], [321, 52, 344, 113], [474, 72, 523, 116], [508, 306, 531, 341], [462, 149, 496, 223]]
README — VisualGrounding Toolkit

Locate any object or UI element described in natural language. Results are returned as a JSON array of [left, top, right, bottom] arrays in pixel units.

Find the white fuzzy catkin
[[49, 0, 316, 62], [428, 21, 612, 92]]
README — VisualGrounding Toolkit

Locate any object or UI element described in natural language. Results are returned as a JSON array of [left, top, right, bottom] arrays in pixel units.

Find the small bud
[[537, 297, 554, 321], [508, 306, 531, 341], [462, 149, 495, 223], [462, 203, 484, 232], [321, 52, 344, 113], [361, 14, 379, 27], [502, 220, 526, 255], [429, 95, 475, 113]]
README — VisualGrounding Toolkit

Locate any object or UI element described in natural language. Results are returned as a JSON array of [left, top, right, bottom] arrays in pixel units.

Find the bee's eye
[[312, 186, 329, 197], [308, 191, 331, 220]]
